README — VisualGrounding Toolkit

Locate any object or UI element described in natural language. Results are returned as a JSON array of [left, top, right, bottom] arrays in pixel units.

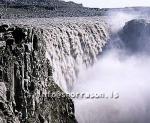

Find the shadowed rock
[[0, 25, 77, 123], [119, 19, 150, 53]]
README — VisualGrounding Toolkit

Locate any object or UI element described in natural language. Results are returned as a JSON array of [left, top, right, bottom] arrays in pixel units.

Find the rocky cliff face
[[0, 17, 109, 123]]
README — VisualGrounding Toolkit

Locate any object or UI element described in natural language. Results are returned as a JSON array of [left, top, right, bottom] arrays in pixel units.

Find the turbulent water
[[1, 15, 150, 123], [42, 18, 109, 91], [0, 17, 109, 91], [0, 17, 110, 122], [73, 13, 150, 123]]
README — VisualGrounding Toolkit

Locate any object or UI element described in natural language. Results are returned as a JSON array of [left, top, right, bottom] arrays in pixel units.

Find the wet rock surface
[[0, 24, 77, 123]]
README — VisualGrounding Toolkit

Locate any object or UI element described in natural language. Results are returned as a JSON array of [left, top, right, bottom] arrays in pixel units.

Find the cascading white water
[[0, 17, 109, 92], [73, 13, 150, 123], [4, 16, 150, 123], [42, 18, 109, 91]]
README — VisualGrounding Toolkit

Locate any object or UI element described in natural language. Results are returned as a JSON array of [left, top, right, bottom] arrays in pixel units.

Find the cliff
[[0, 24, 77, 123], [0, 17, 109, 123]]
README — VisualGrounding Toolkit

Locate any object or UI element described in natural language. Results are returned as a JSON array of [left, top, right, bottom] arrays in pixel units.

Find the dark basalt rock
[[0, 24, 77, 123], [119, 19, 150, 53], [0, 25, 8, 33]]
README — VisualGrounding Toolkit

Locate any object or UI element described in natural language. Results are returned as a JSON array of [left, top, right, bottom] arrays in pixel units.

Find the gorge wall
[[0, 17, 109, 123]]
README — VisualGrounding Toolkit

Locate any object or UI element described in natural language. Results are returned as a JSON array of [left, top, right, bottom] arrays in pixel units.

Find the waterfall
[[73, 14, 150, 123], [2, 15, 150, 123], [0, 17, 110, 123], [0, 17, 109, 92], [43, 18, 109, 91]]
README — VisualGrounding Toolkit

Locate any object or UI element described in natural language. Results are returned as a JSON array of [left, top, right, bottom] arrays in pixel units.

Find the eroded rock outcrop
[[0, 25, 77, 123]]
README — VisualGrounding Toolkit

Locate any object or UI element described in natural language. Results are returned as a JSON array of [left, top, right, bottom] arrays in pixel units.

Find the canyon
[[0, 1, 150, 123], [0, 17, 109, 123]]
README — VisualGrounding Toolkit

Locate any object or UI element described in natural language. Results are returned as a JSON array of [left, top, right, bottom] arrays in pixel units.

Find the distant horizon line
[[84, 6, 150, 9]]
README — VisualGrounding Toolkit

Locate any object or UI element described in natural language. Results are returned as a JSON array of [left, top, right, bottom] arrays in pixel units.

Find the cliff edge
[[0, 17, 109, 123]]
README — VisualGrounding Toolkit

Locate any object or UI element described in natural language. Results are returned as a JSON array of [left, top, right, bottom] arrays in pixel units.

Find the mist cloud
[[73, 11, 150, 123]]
